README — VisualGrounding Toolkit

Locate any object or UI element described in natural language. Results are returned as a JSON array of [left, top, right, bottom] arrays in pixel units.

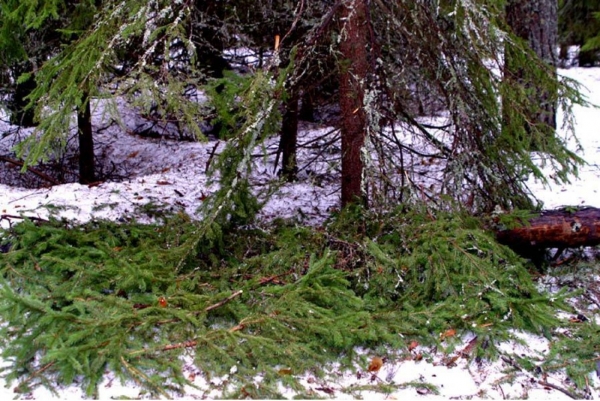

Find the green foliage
[[0, 205, 579, 397], [559, 0, 600, 49], [491, 209, 539, 231], [2, 0, 205, 166], [542, 321, 600, 392], [206, 71, 255, 140], [325, 206, 567, 342], [532, 260, 600, 396], [0, 215, 392, 397], [582, 12, 600, 52], [197, 67, 288, 233]]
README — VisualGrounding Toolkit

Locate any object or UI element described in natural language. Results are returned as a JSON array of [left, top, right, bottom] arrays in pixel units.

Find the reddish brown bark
[[496, 207, 600, 250], [339, 0, 370, 207]]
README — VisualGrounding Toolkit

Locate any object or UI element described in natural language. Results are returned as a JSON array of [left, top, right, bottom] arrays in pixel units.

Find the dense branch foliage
[[201, 0, 587, 215], [0, 208, 576, 397], [352, 0, 584, 211], [0, 0, 587, 213]]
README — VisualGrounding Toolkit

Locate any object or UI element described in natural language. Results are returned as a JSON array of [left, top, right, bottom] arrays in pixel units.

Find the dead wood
[[495, 207, 600, 251], [0, 155, 61, 185]]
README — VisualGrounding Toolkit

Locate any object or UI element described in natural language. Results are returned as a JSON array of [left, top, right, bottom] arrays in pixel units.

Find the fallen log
[[495, 207, 600, 253]]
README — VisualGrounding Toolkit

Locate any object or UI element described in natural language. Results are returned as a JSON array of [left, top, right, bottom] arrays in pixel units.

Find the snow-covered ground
[[1, 67, 600, 399]]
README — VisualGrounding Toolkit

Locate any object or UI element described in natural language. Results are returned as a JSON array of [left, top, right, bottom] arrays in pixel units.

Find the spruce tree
[[558, 0, 600, 66], [505, 0, 558, 133], [0, 0, 588, 214], [0, 0, 100, 179], [338, 0, 370, 207]]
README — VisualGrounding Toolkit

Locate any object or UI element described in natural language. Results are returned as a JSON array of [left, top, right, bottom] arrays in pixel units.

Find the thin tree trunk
[[77, 94, 95, 184], [279, 93, 299, 182], [339, 0, 370, 207], [505, 0, 558, 131], [299, 90, 315, 122], [9, 63, 37, 127]]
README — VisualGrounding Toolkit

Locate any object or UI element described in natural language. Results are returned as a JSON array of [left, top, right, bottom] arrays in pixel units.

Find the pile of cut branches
[[0, 207, 596, 397]]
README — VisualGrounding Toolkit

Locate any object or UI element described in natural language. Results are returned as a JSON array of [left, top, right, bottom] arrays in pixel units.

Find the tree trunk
[[9, 63, 37, 127], [299, 90, 315, 122], [77, 95, 95, 184], [505, 0, 558, 131], [279, 93, 299, 182], [578, 48, 598, 67], [496, 207, 600, 251], [339, 0, 370, 207]]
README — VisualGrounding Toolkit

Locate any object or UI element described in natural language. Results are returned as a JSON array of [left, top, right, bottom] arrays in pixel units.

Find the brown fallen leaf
[[441, 328, 456, 340], [459, 336, 478, 357], [368, 356, 384, 372], [278, 368, 293, 375], [156, 180, 171, 185], [408, 340, 419, 351], [444, 355, 460, 366]]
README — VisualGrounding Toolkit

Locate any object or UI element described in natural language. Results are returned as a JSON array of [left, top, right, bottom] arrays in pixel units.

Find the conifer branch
[[120, 356, 170, 399], [501, 356, 578, 399], [537, 381, 577, 400], [16, 361, 55, 392], [204, 290, 243, 312], [153, 290, 245, 326], [1, 214, 49, 223], [0, 155, 61, 185], [160, 339, 198, 352]]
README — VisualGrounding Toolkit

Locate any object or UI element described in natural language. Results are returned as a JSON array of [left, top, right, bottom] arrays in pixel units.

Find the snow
[[1, 67, 600, 399], [526, 67, 600, 209]]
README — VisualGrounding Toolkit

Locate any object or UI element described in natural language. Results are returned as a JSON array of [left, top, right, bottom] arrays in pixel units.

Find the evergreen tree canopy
[[0, 0, 588, 216]]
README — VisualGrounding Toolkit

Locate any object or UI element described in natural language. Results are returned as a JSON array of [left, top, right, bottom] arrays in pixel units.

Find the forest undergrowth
[[0, 205, 599, 398]]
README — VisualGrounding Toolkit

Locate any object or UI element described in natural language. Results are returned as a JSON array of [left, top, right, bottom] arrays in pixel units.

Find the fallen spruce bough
[[0, 206, 597, 398]]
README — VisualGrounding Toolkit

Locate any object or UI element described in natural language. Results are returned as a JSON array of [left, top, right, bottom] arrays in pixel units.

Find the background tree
[[0, 0, 100, 183], [0, 0, 68, 127], [558, 0, 600, 66], [505, 0, 558, 137], [0, 0, 587, 217], [338, 0, 371, 206], [330, 0, 582, 211]]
